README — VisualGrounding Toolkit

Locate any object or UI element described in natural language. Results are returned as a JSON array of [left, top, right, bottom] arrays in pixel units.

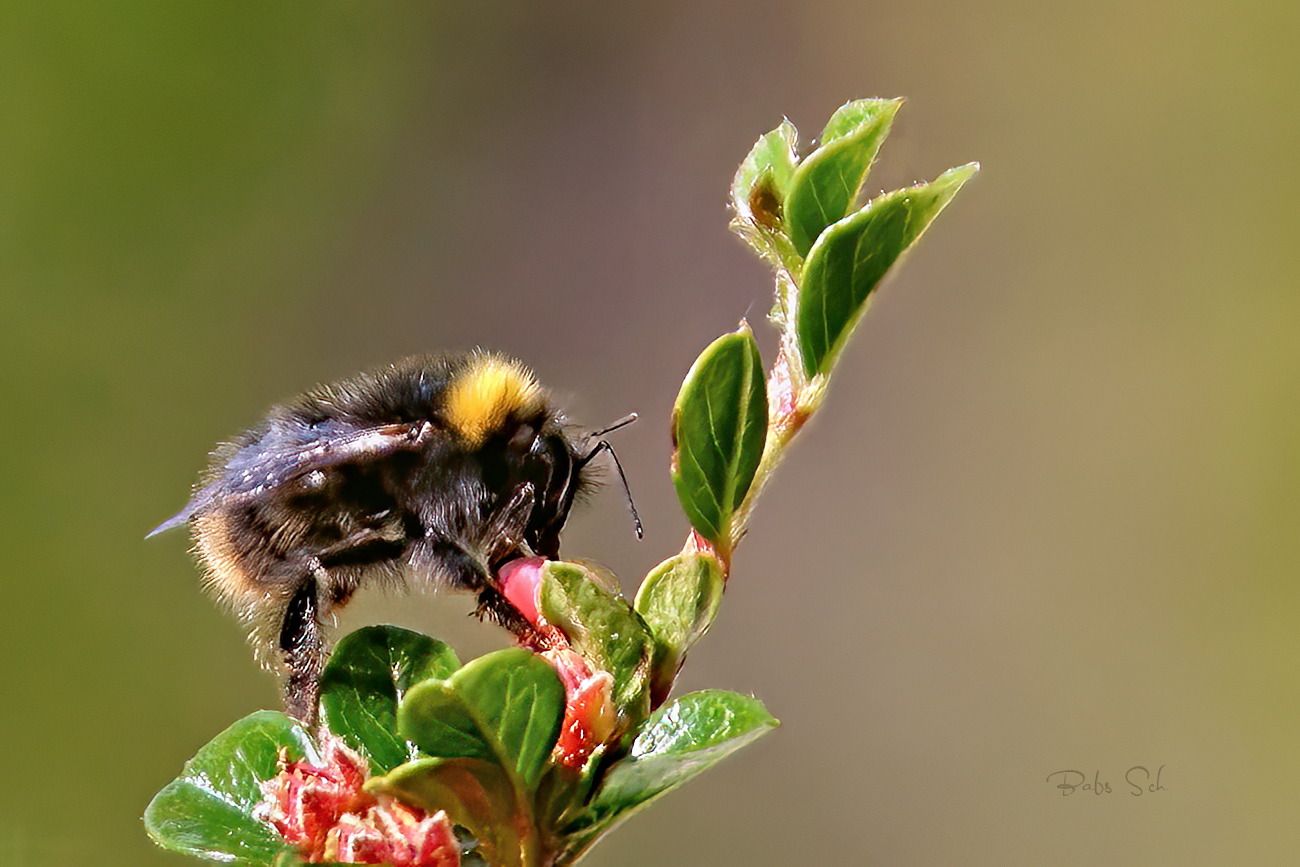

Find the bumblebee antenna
[[579, 413, 643, 540], [591, 412, 638, 438]]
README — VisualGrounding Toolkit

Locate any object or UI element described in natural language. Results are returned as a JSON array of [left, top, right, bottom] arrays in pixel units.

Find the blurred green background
[[3, 2, 1298, 864]]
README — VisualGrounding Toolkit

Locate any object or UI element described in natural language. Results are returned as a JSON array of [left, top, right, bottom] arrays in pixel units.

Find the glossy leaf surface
[[144, 710, 315, 865], [539, 560, 653, 716], [319, 625, 460, 773], [797, 162, 978, 377], [565, 690, 777, 845], [670, 324, 767, 545], [634, 553, 725, 700], [398, 648, 565, 793]]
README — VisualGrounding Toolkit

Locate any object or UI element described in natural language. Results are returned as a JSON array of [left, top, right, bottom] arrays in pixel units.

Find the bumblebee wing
[[146, 505, 199, 538], [147, 418, 433, 538]]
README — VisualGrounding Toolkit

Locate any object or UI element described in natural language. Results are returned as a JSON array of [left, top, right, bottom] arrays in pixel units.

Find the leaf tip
[[877, 95, 906, 116], [942, 161, 980, 186]]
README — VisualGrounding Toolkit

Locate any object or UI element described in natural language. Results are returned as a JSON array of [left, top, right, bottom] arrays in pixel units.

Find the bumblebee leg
[[480, 482, 536, 562], [417, 536, 530, 638], [316, 525, 409, 570], [420, 537, 489, 594], [474, 583, 544, 646], [279, 570, 323, 725]]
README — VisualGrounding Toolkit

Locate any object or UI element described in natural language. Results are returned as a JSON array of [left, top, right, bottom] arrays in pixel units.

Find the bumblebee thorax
[[443, 355, 549, 447]]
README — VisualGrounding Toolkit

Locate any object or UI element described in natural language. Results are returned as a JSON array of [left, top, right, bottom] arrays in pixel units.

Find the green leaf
[[729, 120, 799, 267], [731, 120, 798, 211], [144, 710, 316, 866], [670, 324, 768, 546], [319, 625, 460, 773], [371, 757, 520, 867], [797, 162, 979, 378], [561, 691, 777, 854], [398, 648, 565, 793], [538, 560, 653, 719], [634, 553, 726, 702], [452, 650, 565, 792], [592, 690, 777, 813], [394, 654, 562, 867], [396, 679, 496, 763], [785, 98, 902, 258]]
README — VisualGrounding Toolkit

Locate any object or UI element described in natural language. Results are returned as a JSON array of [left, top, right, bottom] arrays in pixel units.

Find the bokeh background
[[4, 2, 1299, 864]]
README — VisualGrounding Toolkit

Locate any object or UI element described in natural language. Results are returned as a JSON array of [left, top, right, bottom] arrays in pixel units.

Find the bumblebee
[[150, 352, 636, 723]]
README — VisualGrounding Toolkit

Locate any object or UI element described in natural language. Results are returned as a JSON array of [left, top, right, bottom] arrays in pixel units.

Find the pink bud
[[497, 556, 546, 625], [542, 647, 618, 769]]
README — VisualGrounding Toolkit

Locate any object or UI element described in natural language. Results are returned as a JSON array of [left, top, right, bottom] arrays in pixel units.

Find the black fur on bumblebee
[[150, 352, 639, 724]]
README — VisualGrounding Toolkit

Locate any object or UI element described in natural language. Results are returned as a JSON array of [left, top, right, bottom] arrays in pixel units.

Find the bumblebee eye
[[544, 440, 572, 500], [509, 422, 539, 453]]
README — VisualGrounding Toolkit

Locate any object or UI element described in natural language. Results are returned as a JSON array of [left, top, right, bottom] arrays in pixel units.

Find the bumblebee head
[[437, 353, 583, 560]]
